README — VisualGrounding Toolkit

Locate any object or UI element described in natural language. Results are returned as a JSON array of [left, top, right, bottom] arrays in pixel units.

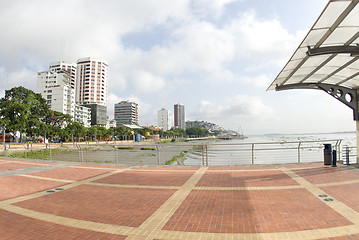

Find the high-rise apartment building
[[49, 61, 77, 89], [157, 108, 171, 131], [174, 103, 185, 130], [76, 57, 108, 106], [37, 57, 109, 127], [36, 70, 75, 118], [114, 101, 138, 126]]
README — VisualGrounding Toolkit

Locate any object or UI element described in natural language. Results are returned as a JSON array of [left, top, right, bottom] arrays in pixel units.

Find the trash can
[[332, 150, 337, 167], [135, 134, 141, 142], [323, 144, 332, 166]]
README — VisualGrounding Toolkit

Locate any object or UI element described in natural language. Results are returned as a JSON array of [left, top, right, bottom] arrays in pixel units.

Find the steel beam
[[307, 46, 359, 57], [276, 83, 359, 120]]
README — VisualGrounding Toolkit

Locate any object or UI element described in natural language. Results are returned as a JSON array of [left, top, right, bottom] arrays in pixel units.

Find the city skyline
[[0, 0, 355, 135]]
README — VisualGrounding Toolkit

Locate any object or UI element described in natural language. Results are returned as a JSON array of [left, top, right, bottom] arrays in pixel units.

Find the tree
[[0, 86, 50, 142], [48, 111, 72, 128], [162, 128, 188, 138], [86, 126, 97, 141], [186, 127, 209, 137], [65, 122, 85, 142]]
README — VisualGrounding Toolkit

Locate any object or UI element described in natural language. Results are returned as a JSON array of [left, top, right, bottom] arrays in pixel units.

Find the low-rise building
[[83, 103, 107, 126], [114, 101, 138, 126], [106, 119, 117, 129], [74, 105, 91, 128]]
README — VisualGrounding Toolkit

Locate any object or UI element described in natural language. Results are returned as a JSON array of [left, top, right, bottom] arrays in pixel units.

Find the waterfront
[[185, 132, 356, 165], [3, 132, 356, 166]]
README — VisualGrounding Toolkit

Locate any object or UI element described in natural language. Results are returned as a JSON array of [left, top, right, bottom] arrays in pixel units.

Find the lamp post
[[71, 129, 74, 145], [1, 125, 5, 146]]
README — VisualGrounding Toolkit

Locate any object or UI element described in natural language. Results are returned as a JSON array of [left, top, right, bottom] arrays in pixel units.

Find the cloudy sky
[[0, 0, 355, 135]]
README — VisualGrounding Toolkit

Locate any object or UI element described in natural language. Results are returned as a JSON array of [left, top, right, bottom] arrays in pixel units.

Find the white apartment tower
[[36, 70, 76, 118], [49, 61, 77, 89], [157, 108, 171, 131], [76, 57, 108, 106]]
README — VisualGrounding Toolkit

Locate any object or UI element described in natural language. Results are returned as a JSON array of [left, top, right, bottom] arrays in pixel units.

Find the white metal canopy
[[123, 124, 143, 129], [268, 0, 359, 120]]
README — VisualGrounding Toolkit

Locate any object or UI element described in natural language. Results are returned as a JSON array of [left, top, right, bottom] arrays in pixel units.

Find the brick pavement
[[0, 158, 359, 239]]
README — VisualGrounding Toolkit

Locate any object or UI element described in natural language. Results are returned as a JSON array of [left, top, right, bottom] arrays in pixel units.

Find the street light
[[1, 125, 5, 145]]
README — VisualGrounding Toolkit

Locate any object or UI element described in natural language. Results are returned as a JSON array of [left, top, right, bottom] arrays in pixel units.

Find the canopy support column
[[357, 89, 359, 165], [356, 121, 359, 165]]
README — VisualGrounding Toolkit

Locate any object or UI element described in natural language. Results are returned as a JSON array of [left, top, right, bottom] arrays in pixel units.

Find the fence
[[0, 139, 350, 166], [342, 146, 357, 165], [186, 139, 344, 165]]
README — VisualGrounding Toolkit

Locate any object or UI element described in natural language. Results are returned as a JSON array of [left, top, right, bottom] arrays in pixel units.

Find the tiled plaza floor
[[1, 158, 359, 239]]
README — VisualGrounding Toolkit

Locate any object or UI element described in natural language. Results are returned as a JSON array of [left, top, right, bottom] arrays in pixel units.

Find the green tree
[[0, 86, 50, 142], [162, 128, 188, 138], [186, 127, 209, 137], [48, 111, 72, 128], [86, 126, 97, 141], [107, 126, 129, 140], [65, 122, 85, 142], [114, 126, 130, 140]]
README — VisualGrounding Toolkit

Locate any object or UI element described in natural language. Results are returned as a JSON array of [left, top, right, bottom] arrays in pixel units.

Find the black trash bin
[[332, 150, 337, 167], [323, 144, 332, 166]]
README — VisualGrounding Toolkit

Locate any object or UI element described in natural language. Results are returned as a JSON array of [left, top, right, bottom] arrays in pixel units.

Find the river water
[[184, 132, 356, 166], [49, 132, 356, 166]]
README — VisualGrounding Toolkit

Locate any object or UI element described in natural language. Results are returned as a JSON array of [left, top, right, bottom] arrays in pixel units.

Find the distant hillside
[[185, 120, 224, 132], [185, 120, 241, 136]]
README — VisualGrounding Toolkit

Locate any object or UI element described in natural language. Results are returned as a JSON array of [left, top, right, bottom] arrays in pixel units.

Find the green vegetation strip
[[165, 151, 188, 165], [8, 149, 73, 160], [118, 146, 134, 150], [140, 147, 155, 151]]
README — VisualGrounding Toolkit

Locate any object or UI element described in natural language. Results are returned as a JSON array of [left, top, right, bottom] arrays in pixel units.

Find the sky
[[0, 0, 356, 135]]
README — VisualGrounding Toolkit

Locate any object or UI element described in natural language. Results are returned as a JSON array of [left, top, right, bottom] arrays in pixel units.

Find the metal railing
[[342, 146, 357, 165], [0, 139, 348, 166], [186, 139, 343, 165]]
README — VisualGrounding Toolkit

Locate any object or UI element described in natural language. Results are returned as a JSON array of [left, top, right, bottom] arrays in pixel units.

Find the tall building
[[157, 108, 171, 131], [76, 57, 108, 106], [36, 70, 75, 118], [174, 103, 185, 130], [114, 101, 138, 126], [37, 57, 109, 127], [49, 61, 77, 89]]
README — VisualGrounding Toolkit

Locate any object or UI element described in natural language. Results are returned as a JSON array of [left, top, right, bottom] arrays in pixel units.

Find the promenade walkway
[[0, 158, 359, 239]]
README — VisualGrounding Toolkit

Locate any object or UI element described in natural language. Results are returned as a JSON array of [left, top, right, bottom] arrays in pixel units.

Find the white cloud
[[239, 74, 272, 88], [192, 0, 244, 18], [227, 10, 303, 65], [195, 95, 276, 132], [132, 71, 165, 93], [172, 21, 235, 72], [0, 67, 36, 97]]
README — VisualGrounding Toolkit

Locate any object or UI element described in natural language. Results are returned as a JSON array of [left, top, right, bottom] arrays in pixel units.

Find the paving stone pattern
[[1, 157, 359, 239]]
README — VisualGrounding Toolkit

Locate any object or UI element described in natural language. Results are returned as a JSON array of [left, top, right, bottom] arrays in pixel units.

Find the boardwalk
[[0, 157, 359, 239]]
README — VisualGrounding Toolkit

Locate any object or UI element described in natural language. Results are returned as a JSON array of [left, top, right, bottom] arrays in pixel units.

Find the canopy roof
[[123, 124, 143, 129], [267, 0, 359, 119]]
